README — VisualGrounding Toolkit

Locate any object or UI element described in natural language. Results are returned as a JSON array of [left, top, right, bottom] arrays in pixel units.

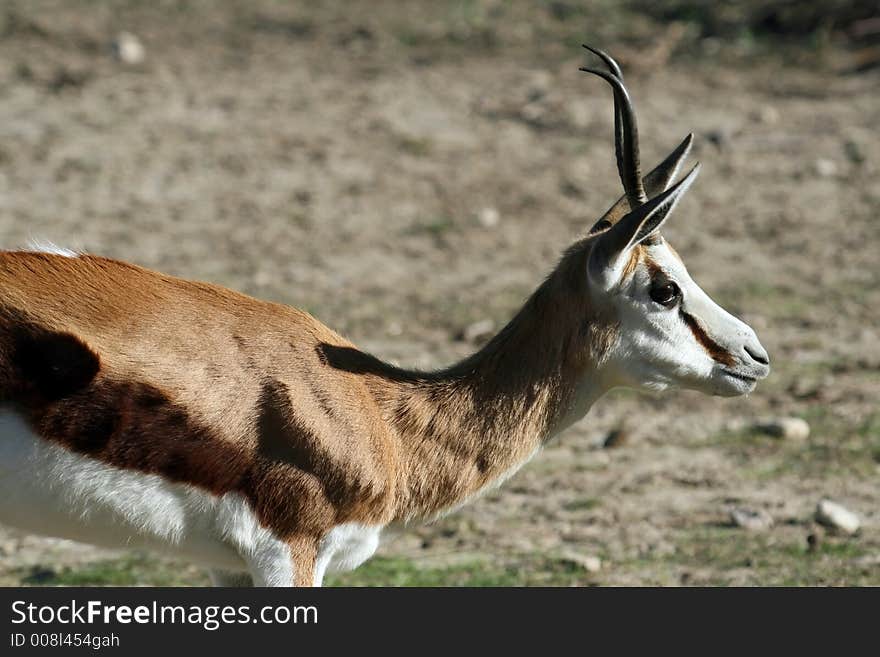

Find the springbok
[[0, 46, 768, 586]]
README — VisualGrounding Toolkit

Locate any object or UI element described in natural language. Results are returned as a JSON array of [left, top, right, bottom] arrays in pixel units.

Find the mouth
[[721, 369, 758, 384], [714, 368, 763, 397]]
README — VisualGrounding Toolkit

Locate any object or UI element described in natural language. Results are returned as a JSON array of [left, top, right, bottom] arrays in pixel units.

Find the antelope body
[[0, 47, 769, 586]]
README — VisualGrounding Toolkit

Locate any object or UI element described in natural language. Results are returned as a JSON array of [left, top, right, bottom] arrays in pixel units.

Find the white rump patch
[[25, 239, 78, 257]]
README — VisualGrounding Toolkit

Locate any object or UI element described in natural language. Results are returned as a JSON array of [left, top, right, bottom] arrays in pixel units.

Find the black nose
[[744, 345, 769, 365]]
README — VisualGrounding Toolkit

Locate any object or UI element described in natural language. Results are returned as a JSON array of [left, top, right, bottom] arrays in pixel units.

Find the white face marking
[[594, 239, 769, 397]]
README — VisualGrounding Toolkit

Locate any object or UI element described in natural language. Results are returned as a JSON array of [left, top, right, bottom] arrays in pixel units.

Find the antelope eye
[[649, 281, 680, 306]]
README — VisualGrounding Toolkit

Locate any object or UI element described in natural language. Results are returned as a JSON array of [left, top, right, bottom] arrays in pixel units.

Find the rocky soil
[[0, 1, 877, 586]]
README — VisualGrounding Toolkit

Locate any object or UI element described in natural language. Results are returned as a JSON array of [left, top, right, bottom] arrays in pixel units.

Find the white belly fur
[[0, 407, 266, 571], [0, 407, 382, 585]]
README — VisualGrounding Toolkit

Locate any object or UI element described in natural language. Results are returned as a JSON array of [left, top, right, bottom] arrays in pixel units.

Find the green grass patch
[[14, 553, 602, 587], [402, 216, 458, 246], [12, 535, 877, 587], [563, 497, 601, 512], [395, 135, 433, 157], [327, 555, 599, 587], [16, 555, 209, 587]]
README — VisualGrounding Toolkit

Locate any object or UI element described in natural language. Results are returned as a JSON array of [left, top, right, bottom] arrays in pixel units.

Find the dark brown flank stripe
[[4, 318, 387, 542]]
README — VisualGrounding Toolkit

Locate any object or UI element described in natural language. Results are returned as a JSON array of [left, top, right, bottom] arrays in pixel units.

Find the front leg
[[215, 497, 321, 586], [287, 535, 319, 587], [245, 534, 319, 587]]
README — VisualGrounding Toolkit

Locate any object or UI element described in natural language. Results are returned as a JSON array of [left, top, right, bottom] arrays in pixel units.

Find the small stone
[[559, 177, 584, 199], [520, 102, 546, 126], [478, 207, 500, 228], [25, 566, 56, 584], [253, 270, 274, 287], [723, 417, 749, 433], [788, 379, 825, 401], [705, 127, 733, 150], [853, 554, 880, 568], [560, 552, 602, 573], [525, 70, 552, 101], [750, 105, 780, 125], [729, 507, 774, 531], [806, 528, 823, 552], [582, 556, 602, 573], [815, 499, 860, 535], [753, 417, 810, 441], [602, 426, 629, 449], [458, 319, 495, 345], [844, 140, 866, 165], [112, 31, 145, 65], [813, 158, 838, 178]]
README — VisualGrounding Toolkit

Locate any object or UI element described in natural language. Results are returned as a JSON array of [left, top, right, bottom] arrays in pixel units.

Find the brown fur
[[0, 248, 613, 582], [643, 254, 664, 280], [621, 244, 646, 280]]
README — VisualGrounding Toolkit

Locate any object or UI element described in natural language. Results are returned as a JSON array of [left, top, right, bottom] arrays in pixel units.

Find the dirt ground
[[0, 1, 877, 586]]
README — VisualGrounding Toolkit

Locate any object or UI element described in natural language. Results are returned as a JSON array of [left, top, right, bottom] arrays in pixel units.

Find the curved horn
[[583, 45, 626, 196], [580, 53, 647, 209], [582, 44, 623, 78]]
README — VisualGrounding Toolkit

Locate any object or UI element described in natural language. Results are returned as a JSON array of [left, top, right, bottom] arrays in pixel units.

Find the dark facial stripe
[[679, 309, 735, 366]]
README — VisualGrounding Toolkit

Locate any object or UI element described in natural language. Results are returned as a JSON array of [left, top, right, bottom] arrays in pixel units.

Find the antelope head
[[578, 46, 769, 398]]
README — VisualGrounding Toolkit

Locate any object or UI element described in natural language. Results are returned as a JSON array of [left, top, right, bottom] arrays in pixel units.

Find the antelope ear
[[590, 134, 694, 234], [589, 163, 700, 287]]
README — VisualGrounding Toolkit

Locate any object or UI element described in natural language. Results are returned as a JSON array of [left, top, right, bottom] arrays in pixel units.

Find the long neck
[[380, 259, 609, 521]]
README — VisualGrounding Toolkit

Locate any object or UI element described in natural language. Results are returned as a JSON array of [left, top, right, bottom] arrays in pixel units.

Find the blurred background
[[0, 0, 877, 585]]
